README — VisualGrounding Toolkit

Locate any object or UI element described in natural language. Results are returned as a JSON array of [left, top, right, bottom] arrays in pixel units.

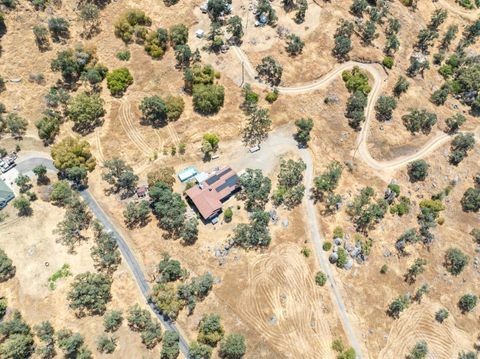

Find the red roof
[[186, 167, 239, 219]]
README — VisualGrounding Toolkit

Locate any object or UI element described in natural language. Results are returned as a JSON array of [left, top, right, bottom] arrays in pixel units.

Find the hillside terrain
[[0, 0, 479, 358]]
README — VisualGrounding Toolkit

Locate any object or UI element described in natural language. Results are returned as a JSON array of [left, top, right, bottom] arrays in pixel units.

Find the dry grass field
[[1, 0, 480, 357]]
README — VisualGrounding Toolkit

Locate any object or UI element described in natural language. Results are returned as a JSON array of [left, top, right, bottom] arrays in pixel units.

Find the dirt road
[[14, 155, 191, 358]]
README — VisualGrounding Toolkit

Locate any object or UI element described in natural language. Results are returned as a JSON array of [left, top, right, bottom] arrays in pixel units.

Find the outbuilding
[[0, 179, 14, 209]]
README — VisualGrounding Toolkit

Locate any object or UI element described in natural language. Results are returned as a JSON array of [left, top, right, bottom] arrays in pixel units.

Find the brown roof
[[186, 167, 239, 219]]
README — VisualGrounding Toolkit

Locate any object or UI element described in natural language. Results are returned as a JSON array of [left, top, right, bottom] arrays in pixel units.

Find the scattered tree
[[256, 56, 283, 86], [102, 158, 138, 197], [407, 160, 429, 182], [106, 68, 133, 97], [294, 118, 314, 147], [67, 272, 112, 317]]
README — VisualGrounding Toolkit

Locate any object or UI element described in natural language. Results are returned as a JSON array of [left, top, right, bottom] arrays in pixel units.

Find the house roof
[[186, 166, 239, 219], [0, 179, 14, 205]]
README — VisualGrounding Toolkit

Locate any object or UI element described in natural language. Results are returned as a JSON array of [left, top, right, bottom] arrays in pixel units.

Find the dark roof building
[[0, 179, 14, 209], [186, 166, 240, 220]]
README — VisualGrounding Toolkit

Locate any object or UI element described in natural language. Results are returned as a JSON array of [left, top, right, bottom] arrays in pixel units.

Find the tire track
[[117, 98, 152, 156], [235, 244, 335, 359]]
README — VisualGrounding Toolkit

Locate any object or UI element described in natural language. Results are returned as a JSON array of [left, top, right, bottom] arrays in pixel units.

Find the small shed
[[136, 185, 148, 198], [178, 166, 198, 182], [0, 179, 14, 209], [195, 29, 205, 38]]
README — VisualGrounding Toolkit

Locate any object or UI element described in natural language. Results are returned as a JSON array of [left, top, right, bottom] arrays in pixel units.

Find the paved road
[[15, 156, 191, 358]]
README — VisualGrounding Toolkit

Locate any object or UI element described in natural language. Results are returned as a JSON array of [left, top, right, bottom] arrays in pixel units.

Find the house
[[0, 179, 14, 209], [136, 185, 148, 198], [186, 166, 240, 220]]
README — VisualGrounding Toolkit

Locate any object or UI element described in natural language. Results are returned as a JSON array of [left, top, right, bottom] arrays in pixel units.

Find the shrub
[[223, 207, 233, 223], [407, 160, 429, 182], [106, 68, 133, 96], [114, 10, 152, 43], [165, 96, 185, 121], [444, 248, 469, 275], [116, 50, 131, 61], [48, 17, 69, 42], [315, 271, 327, 286], [458, 294, 477, 313], [383, 56, 394, 69], [322, 241, 332, 251], [380, 264, 388, 274], [265, 89, 279, 103], [435, 308, 449, 323], [0, 249, 15, 282], [219, 333, 246, 359], [192, 84, 225, 114]]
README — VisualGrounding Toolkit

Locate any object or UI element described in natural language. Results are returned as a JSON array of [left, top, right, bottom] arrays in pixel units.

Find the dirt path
[[14, 155, 191, 358]]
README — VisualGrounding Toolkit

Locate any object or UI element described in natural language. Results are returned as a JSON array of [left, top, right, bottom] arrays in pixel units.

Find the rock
[[350, 247, 361, 258], [344, 242, 354, 252], [269, 315, 278, 325], [334, 237, 343, 246], [344, 258, 354, 270], [329, 253, 338, 263], [333, 245, 338, 252], [282, 219, 289, 227]]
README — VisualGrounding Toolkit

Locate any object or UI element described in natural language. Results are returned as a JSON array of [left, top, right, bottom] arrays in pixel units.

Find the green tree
[[174, 44, 192, 68], [449, 133, 475, 165], [161, 330, 180, 359], [332, 20, 353, 60], [295, 0, 308, 23], [198, 314, 224, 347], [435, 308, 449, 323], [286, 34, 304, 56], [393, 76, 410, 97], [67, 272, 112, 317], [294, 117, 314, 147], [96, 335, 116, 353], [458, 294, 477, 313], [4, 112, 27, 139], [181, 218, 199, 245], [66, 92, 105, 134], [13, 196, 32, 216], [402, 109, 437, 134], [375, 95, 397, 121], [51, 136, 96, 174], [188, 341, 212, 359], [407, 160, 429, 182], [56, 329, 91, 359], [123, 200, 150, 228], [50, 180, 75, 206], [15, 174, 32, 193], [238, 169, 272, 211], [345, 90, 367, 129], [444, 248, 469, 275], [242, 107, 271, 146], [103, 310, 123, 333], [233, 211, 271, 248], [219, 333, 246, 359], [34, 320, 55, 359], [102, 158, 138, 197], [149, 182, 186, 238], [36, 111, 61, 145], [192, 84, 225, 115], [169, 23, 188, 47], [50, 46, 96, 83], [256, 56, 283, 86], [106, 68, 133, 97], [207, 0, 229, 21], [313, 161, 343, 199], [114, 10, 152, 43], [33, 164, 48, 185], [445, 113, 466, 134], [461, 187, 480, 212], [165, 95, 185, 121], [350, 0, 367, 17], [404, 258, 427, 284], [0, 249, 15, 282], [407, 340, 428, 359], [387, 294, 410, 318], [201, 133, 220, 159], [140, 95, 167, 125], [227, 15, 243, 44], [91, 222, 122, 275]]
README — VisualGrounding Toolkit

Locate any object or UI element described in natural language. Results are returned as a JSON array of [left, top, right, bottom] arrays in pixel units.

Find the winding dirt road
[[232, 33, 479, 357]]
